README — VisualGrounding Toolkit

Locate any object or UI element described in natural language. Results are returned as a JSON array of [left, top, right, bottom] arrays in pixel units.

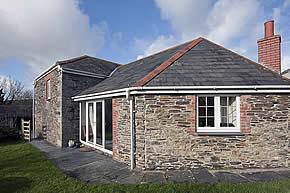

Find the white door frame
[[79, 100, 112, 155]]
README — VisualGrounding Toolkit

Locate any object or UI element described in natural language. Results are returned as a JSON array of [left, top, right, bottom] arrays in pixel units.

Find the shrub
[[0, 124, 21, 140]]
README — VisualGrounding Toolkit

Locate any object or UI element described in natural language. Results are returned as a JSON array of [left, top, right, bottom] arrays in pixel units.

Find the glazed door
[[86, 102, 95, 144], [84, 100, 112, 152], [95, 102, 103, 146]]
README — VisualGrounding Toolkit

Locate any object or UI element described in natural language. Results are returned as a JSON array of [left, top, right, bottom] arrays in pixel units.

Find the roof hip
[[132, 37, 203, 87]]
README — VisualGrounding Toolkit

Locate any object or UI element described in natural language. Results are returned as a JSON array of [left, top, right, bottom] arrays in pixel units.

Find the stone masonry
[[112, 94, 290, 170], [61, 73, 102, 146], [34, 68, 62, 146], [34, 68, 103, 147], [112, 97, 131, 164]]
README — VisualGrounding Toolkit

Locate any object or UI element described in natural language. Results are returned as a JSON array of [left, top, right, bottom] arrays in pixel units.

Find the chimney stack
[[257, 20, 281, 73]]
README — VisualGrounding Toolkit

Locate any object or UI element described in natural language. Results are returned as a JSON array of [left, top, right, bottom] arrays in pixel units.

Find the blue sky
[[0, 0, 290, 88]]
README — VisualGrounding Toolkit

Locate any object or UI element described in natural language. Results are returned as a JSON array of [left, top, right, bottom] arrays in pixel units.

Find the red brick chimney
[[257, 20, 281, 73]]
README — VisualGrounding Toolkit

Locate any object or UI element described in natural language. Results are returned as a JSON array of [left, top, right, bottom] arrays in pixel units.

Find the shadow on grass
[[0, 177, 31, 193]]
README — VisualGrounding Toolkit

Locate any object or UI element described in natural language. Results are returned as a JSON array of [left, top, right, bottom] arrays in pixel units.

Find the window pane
[[105, 99, 112, 151], [229, 97, 236, 107], [229, 115, 236, 127], [207, 97, 214, 106], [207, 117, 214, 127], [220, 117, 227, 127], [199, 107, 206, 116], [220, 96, 227, 106], [228, 97, 236, 127], [198, 97, 206, 106], [88, 103, 94, 143], [208, 107, 214, 116], [81, 102, 86, 141], [96, 102, 103, 145], [221, 107, 227, 116], [199, 118, 206, 127]]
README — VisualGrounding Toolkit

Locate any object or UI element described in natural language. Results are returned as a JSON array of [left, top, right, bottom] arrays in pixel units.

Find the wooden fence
[[21, 119, 31, 142]]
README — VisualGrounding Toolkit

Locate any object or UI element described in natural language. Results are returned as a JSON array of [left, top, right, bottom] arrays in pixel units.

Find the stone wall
[[112, 97, 131, 165], [112, 94, 290, 170], [35, 69, 103, 147], [61, 73, 103, 147], [34, 68, 62, 146]]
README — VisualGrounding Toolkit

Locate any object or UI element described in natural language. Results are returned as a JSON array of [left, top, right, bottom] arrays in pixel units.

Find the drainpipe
[[129, 93, 135, 170], [32, 84, 35, 139]]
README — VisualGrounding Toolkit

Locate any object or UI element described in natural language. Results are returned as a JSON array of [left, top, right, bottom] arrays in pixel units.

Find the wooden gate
[[21, 119, 31, 142]]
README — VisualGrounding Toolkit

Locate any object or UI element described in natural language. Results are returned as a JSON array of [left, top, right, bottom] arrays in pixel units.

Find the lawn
[[0, 140, 290, 193]]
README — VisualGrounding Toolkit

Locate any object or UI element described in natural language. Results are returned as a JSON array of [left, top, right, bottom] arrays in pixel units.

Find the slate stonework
[[34, 68, 62, 146], [35, 69, 103, 147], [112, 97, 131, 164], [112, 94, 290, 170], [61, 73, 103, 146]]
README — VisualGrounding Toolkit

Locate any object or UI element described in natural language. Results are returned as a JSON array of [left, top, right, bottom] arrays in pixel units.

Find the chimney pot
[[264, 20, 274, 38]]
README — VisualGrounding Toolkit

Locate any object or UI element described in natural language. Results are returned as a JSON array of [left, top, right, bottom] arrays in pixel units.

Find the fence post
[[21, 118, 24, 139]]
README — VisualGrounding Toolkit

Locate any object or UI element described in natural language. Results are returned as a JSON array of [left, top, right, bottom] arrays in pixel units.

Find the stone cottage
[[33, 56, 119, 147], [34, 20, 290, 169]]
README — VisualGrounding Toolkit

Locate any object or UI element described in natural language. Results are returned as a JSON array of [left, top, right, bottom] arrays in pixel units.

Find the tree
[[0, 76, 32, 104], [0, 88, 4, 104]]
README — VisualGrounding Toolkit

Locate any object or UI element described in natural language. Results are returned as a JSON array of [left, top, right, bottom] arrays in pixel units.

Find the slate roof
[[34, 55, 119, 83], [146, 39, 290, 86], [57, 55, 119, 76], [78, 41, 192, 95], [78, 37, 290, 96]]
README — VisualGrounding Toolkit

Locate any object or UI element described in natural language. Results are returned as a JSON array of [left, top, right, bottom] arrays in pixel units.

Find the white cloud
[[155, 0, 211, 41], [139, 0, 265, 61], [283, 0, 290, 9], [0, 0, 105, 76], [136, 35, 178, 59]]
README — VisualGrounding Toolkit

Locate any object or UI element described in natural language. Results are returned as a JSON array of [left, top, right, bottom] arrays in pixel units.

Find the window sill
[[197, 132, 244, 136]]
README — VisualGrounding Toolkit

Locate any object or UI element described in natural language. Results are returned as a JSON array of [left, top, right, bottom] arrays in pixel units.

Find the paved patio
[[31, 140, 290, 184]]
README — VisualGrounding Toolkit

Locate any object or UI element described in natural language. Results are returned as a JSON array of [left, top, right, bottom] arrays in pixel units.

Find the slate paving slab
[[276, 170, 290, 178], [105, 168, 134, 182], [191, 169, 218, 184], [240, 171, 288, 182], [49, 152, 102, 171], [31, 140, 290, 184], [165, 170, 196, 183], [214, 172, 249, 183], [143, 171, 167, 184], [67, 159, 127, 181], [118, 172, 144, 184], [87, 177, 112, 184]]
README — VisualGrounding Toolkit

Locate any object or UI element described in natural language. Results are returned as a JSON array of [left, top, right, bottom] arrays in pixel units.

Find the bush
[[0, 125, 21, 140]]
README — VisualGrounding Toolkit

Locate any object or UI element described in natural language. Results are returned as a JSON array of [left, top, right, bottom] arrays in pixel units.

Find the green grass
[[1, 140, 290, 193]]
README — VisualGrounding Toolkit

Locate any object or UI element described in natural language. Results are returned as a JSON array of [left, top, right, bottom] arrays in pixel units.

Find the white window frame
[[79, 100, 112, 155], [196, 95, 240, 133]]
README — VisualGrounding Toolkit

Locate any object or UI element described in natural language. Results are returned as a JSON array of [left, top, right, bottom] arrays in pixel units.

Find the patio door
[[80, 100, 112, 154]]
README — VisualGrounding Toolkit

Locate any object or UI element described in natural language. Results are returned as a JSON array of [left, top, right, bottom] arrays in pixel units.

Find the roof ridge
[[123, 39, 196, 67], [56, 55, 120, 66], [201, 38, 290, 82], [132, 37, 203, 87]]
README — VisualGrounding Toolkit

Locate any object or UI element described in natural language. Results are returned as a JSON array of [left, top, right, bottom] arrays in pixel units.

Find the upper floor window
[[197, 95, 240, 133], [46, 79, 51, 100]]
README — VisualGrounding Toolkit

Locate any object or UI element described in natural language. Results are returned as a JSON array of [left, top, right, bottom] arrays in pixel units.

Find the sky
[[0, 0, 290, 89]]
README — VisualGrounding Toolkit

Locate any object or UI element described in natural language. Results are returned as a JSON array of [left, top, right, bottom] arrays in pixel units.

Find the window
[[197, 95, 240, 133], [46, 79, 51, 100]]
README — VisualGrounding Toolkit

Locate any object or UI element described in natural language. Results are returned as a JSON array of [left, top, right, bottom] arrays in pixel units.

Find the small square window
[[197, 95, 240, 133]]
